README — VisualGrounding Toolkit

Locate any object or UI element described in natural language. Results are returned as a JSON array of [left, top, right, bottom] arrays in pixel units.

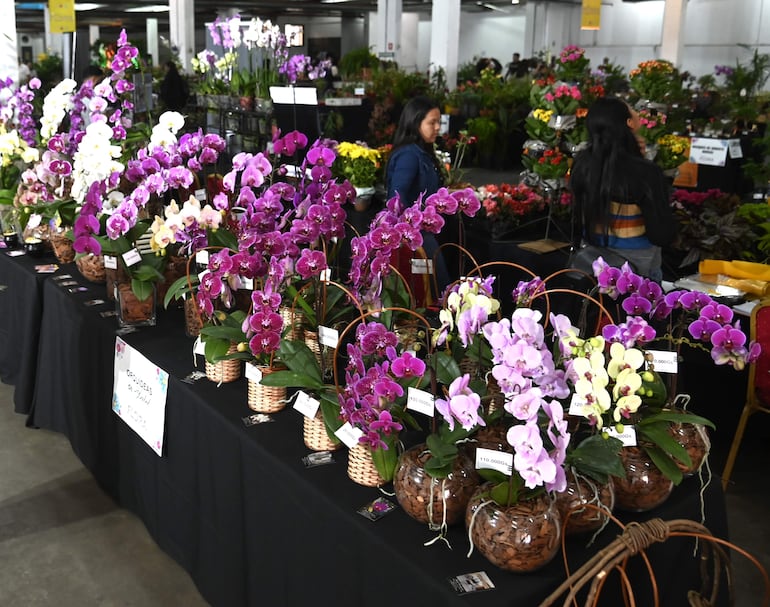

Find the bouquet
[[478, 182, 545, 228], [332, 141, 381, 190], [629, 59, 678, 102]]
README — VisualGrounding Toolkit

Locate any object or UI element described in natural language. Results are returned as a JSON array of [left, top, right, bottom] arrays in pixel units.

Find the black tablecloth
[[0, 248, 56, 414], [1, 253, 731, 607]]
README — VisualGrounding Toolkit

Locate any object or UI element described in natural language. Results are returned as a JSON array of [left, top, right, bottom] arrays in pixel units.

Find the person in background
[[386, 95, 456, 295], [570, 96, 677, 281], [505, 52, 525, 80], [159, 61, 189, 112]]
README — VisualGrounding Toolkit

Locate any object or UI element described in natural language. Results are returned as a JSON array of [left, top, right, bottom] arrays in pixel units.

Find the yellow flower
[[532, 108, 553, 123]]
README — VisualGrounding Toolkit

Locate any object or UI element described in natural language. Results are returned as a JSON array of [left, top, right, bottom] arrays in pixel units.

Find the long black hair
[[391, 95, 444, 174], [573, 96, 643, 244]]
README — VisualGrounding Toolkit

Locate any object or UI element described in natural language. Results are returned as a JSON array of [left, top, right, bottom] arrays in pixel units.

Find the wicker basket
[[204, 343, 242, 384], [279, 306, 303, 341], [76, 254, 106, 284], [303, 411, 341, 452], [246, 367, 287, 413], [459, 355, 480, 378], [50, 232, 75, 264], [304, 329, 334, 370], [347, 442, 386, 487], [184, 298, 203, 338], [486, 375, 504, 415]]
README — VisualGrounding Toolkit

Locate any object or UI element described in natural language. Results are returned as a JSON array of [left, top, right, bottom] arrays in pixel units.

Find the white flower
[[150, 124, 176, 148], [158, 111, 185, 135]]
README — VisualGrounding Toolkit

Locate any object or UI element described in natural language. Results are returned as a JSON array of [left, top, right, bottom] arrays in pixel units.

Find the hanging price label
[[194, 188, 207, 202], [318, 325, 339, 348], [410, 258, 434, 275], [604, 425, 637, 446], [195, 250, 209, 265], [244, 362, 263, 383], [104, 255, 118, 270], [122, 248, 142, 267], [334, 422, 363, 449], [568, 393, 592, 418], [475, 448, 513, 475], [193, 336, 205, 355], [406, 387, 435, 416], [646, 350, 678, 374], [293, 390, 320, 419]]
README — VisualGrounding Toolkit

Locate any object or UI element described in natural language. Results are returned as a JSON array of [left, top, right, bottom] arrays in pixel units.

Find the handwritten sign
[[112, 337, 169, 456], [689, 137, 729, 167]]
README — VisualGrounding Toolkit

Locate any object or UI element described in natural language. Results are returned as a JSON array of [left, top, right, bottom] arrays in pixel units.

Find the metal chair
[[721, 299, 770, 490]]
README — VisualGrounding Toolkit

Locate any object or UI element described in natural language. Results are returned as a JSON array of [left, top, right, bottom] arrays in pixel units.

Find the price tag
[[122, 248, 142, 267], [646, 350, 678, 374], [197, 269, 210, 283], [354, 87, 365, 96], [195, 250, 209, 265], [410, 258, 434, 275], [293, 390, 320, 419], [727, 139, 743, 159], [194, 188, 207, 202], [193, 336, 205, 355], [318, 325, 339, 348], [320, 268, 332, 282], [244, 362, 263, 382], [605, 425, 637, 446], [334, 422, 363, 449], [240, 277, 254, 290], [568, 393, 592, 418], [475, 448, 513, 475], [26, 214, 42, 229], [406, 387, 435, 416]]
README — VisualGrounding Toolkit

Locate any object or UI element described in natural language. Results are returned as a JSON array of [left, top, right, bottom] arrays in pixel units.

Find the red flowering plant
[[555, 45, 590, 83], [637, 108, 669, 145], [478, 182, 545, 230], [522, 146, 570, 181]]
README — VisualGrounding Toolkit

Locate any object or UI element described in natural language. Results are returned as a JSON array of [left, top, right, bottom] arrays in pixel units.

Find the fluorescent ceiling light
[[76, 3, 105, 10], [320, 0, 356, 3], [125, 4, 169, 12]]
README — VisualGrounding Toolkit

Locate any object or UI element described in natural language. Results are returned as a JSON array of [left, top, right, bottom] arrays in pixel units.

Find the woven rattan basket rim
[[347, 442, 385, 487], [247, 374, 287, 413], [303, 412, 340, 452], [204, 343, 241, 383]]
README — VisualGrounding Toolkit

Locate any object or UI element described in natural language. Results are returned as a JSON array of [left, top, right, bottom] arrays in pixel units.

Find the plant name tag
[[244, 362, 263, 383], [646, 350, 678, 374], [320, 268, 332, 282], [568, 393, 592, 418], [406, 387, 435, 416], [727, 139, 743, 159], [193, 336, 205, 356], [104, 255, 118, 270], [318, 325, 339, 348], [122, 248, 142, 267], [195, 250, 209, 265], [334, 422, 363, 449], [194, 188, 207, 202], [27, 214, 42, 229], [605, 425, 637, 446], [293, 390, 320, 418], [475, 448, 513, 475], [240, 277, 254, 290], [410, 258, 434, 275]]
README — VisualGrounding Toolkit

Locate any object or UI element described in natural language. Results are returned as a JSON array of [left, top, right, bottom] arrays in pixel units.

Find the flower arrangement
[[637, 108, 669, 145], [332, 141, 381, 190], [540, 83, 583, 117], [478, 182, 545, 228], [555, 45, 590, 83], [655, 133, 690, 170], [522, 146, 570, 181], [629, 59, 678, 102]]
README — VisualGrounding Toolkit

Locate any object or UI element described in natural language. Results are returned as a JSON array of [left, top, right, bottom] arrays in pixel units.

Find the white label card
[[568, 393, 592, 418], [194, 188, 207, 202], [727, 139, 743, 159], [195, 250, 209, 265], [689, 137, 729, 167], [193, 336, 205, 355], [354, 87, 365, 95], [334, 422, 363, 449], [244, 362, 263, 383], [320, 268, 332, 282], [122, 248, 142, 267], [318, 325, 339, 349], [605, 425, 637, 447], [27, 214, 42, 229], [293, 390, 320, 419], [406, 387, 435, 416], [240, 277, 254, 290], [475, 448, 513, 475], [646, 350, 678, 374], [104, 255, 118, 270], [410, 258, 434, 275]]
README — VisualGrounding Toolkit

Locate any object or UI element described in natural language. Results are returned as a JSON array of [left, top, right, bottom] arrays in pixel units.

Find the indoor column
[[660, 0, 687, 66], [376, 0, 402, 63], [429, 0, 461, 90], [170, 0, 195, 72]]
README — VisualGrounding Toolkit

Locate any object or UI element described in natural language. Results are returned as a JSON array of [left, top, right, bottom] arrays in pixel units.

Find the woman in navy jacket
[[386, 96, 454, 293]]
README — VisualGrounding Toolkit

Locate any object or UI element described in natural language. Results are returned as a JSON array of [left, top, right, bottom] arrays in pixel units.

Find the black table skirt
[[2, 254, 731, 607]]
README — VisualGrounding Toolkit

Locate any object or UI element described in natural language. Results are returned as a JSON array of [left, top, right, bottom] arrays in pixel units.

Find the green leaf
[[478, 469, 508, 484], [259, 370, 324, 390], [638, 422, 692, 468], [433, 351, 461, 386], [163, 274, 197, 308], [203, 337, 231, 363], [370, 442, 399, 482], [199, 324, 245, 342], [566, 435, 625, 483], [130, 278, 154, 302], [490, 481, 519, 507], [207, 228, 238, 250], [643, 444, 684, 486], [277, 340, 323, 384], [639, 411, 715, 430]]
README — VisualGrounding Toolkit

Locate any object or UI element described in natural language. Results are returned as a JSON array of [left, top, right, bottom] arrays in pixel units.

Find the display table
[[0, 248, 56, 414], [1, 254, 731, 607]]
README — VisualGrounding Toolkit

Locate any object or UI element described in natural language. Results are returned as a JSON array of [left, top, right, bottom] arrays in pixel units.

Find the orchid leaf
[[203, 337, 231, 363], [638, 421, 692, 468], [639, 411, 715, 430], [433, 351, 461, 386], [276, 340, 323, 384], [319, 393, 343, 438], [478, 469, 508, 484], [370, 442, 399, 482], [566, 435, 625, 483], [206, 227, 238, 251], [259, 370, 324, 390], [490, 481, 519, 507], [643, 444, 684, 486], [130, 278, 154, 302], [163, 274, 197, 308]]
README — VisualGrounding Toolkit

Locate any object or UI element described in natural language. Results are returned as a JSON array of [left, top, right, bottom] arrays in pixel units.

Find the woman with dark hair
[[159, 61, 189, 111], [570, 96, 677, 281], [386, 95, 455, 293]]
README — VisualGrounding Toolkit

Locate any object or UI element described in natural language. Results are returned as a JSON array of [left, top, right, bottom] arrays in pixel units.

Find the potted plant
[[339, 46, 379, 81]]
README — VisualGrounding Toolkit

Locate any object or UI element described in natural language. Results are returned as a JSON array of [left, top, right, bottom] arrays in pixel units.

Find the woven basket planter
[[303, 411, 340, 452], [246, 366, 287, 413], [347, 442, 386, 487], [204, 343, 242, 384], [76, 254, 106, 284], [279, 306, 303, 341], [303, 329, 334, 369]]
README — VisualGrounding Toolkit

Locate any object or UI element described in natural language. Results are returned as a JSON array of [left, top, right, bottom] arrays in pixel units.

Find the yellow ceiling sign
[[581, 0, 602, 30], [49, 0, 76, 34]]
